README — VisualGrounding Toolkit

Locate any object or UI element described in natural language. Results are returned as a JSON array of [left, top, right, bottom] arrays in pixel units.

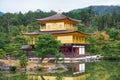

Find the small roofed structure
[[20, 45, 35, 50]]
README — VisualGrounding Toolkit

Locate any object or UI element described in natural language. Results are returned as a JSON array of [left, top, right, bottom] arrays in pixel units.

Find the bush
[[37, 67, 44, 71], [57, 67, 64, 70], [10, 66, 17, 71], [19, 55, 28, 68]]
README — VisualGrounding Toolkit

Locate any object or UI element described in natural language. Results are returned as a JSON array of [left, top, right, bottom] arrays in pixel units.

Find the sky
[[0, 0, 120, 13]]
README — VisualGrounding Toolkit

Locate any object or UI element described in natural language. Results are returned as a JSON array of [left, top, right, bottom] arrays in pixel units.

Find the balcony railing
[[40, 26, 78, 31], [66, 26, 78, 31]]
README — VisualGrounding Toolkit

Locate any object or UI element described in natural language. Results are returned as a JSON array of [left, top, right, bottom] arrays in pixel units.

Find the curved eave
[[62, 43, 89, 45], [22, 30, 91, 36], [52, 31, 91, 36], [22, 32, 40, 36], [36, 18, 81, 24], [75, 31, 92, 36]]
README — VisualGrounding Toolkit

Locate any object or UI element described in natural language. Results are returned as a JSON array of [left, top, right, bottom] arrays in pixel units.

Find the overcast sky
[[0, 0, 120, 13]]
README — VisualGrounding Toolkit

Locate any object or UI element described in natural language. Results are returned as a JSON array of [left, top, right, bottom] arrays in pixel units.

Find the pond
[[0, 61, 120, 80]]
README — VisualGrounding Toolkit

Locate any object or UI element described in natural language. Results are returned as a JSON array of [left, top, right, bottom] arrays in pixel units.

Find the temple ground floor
[[21, 44, 86, 58], [60, 44, 85, 57]]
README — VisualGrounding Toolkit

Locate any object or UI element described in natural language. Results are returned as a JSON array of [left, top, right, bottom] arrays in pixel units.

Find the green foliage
[[105, 28, 120, 40], [55, 53, 64, 63], [56, 67, 64, 70], [70, 6, 120, 16], [37, 67, 44, 71], [0, 72, 28, 80], [0, 39, 6, 49], [86, 36, 103, 54], [19, 54, 28, 68], [5, 43, 21, 56], [86, 31, 120, 58], [9, 66, 17, 71], [0, 49, 6, 59], [102, 40, 120, 58], [27, 22, 40, 32], [77, 24, 86, 32], [56, 73, 64, 80], [86, 61, 120, 80], [35, 34, 61, 62], [76, 24, 97, 33], [14, 35, 27, 45], [18, 25, 27, 34]]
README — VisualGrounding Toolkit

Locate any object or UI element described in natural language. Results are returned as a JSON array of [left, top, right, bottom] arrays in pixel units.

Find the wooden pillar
[[72, 46, 74, 57], [75, 48, 79, 55]]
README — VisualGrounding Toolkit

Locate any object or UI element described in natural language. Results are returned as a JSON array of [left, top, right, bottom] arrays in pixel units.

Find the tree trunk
[[40, 75, 45, 80], [7, 20, 10, 34]]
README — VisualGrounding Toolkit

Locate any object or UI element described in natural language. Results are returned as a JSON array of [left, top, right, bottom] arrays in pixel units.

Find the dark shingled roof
[[37, 14, 66, 21], [23, 30, 90, 36], [36, 14, 81, 24], [23, 32, 40, 35], [20, 45, 34, 50], [39, 30, 74, 34]]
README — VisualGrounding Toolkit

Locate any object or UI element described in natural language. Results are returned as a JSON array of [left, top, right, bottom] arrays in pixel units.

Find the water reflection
[[0, 61, 120, 80], [28, 63, 88, 80], [73, 63, 85, 75]]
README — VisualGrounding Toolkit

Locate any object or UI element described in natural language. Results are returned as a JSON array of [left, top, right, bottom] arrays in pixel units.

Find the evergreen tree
[[35, 34, 61, 62]]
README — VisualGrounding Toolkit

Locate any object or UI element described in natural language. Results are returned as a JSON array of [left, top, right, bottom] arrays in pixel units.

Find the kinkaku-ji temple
[[21, 11, 90, 57]]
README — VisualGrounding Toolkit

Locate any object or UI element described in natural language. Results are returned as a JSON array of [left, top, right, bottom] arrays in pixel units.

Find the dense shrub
[[37, 67, 44, 71], [10, 66, 17, 71]]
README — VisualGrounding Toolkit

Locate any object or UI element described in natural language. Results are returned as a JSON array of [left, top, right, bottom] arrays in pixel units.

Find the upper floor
[[36, 13, 81, 31], [40, 22, 77, 31], [23, 31, 89, 45]]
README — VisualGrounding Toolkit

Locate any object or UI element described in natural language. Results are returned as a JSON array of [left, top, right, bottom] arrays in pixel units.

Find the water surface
[[0, 61, 120, 80]]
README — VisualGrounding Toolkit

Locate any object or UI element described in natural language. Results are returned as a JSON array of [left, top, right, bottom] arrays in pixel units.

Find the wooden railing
[[66, 26, 78, 31], [40, 26, 78, 31]]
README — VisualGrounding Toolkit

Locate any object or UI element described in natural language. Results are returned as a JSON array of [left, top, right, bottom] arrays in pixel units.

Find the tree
[[86, 32, 108, 55], [5, 43, 21, 57], [0, 49, 6, 59], [14, 35, 27, 45], [35, 34, 61, 62], [105, 28, 120, 40], [103, 40, 120, 58], [19, 54, 28, 68], [0, 39, 6, 49], [56, 73, 64, 80], [27, 22, 40, 32], [76, 23, 97, 33], [77, 24, 86, 32], [86, 36, 101, 54], [2, 13, 13, 34]]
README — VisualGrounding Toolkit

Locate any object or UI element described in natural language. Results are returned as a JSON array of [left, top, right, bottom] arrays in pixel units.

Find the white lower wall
[[79, 46, 85, 55], [79, 63, 85, 73], [73, 45, 85, 55]]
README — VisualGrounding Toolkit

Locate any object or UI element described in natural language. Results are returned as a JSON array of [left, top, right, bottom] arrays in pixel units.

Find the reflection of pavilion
[[73, 63, 85, 75], [28, 63, 89, 80]]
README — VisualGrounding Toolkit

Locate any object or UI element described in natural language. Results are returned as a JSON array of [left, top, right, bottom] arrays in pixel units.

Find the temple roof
[[20, 45, 34, 50], [23, 30, 90, 36], [36, 14, 81, 24]]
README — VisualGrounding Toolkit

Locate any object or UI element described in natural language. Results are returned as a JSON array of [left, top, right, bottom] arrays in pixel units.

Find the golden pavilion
[[21, 12, 89, 57]]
